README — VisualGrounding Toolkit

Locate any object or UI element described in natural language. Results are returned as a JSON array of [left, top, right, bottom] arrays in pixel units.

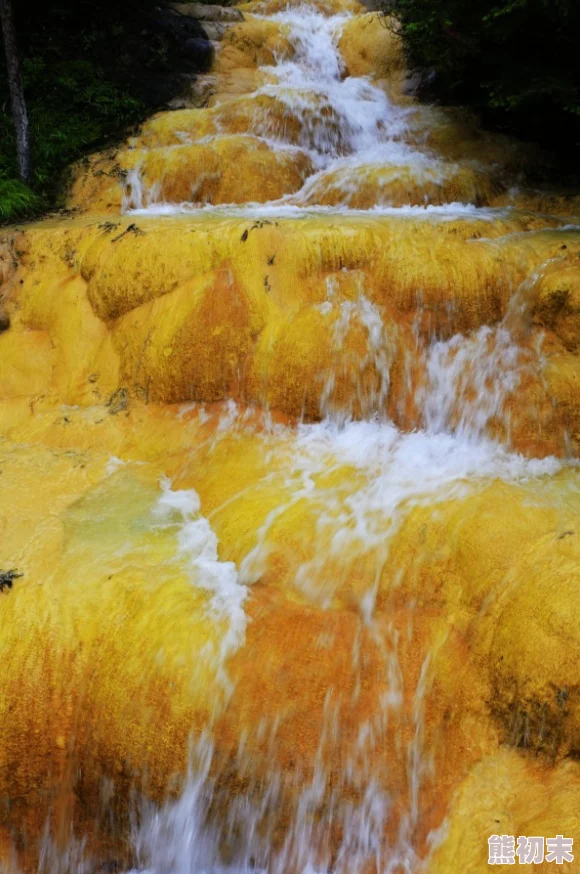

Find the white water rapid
[[109, 5, 574, 874], [8, 2, 580, 873]]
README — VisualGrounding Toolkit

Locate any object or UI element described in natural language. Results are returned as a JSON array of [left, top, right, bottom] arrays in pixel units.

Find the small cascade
[[109, 3, 494, 213], [253, 7, 410, 159], [1, 0, 580, 871], [110, 403, 561, 874], [317, 290, 395, 423], [420, 260, 566, 448]]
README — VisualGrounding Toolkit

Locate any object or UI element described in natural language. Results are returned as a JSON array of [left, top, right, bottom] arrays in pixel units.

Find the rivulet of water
[[422, 259, 563, 445], [23, 1, 578, 872], [122, 1, 467, 213], [118, 401, 561, 874]]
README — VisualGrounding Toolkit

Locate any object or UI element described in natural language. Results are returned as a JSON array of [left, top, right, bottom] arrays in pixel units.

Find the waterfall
[[1, 0, 580, 872]]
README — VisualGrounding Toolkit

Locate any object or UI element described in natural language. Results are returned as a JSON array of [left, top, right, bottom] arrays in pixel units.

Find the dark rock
[[182, 36, 214, 72], [107, 387, 129, 415], [198, 21, 229, 40], [0, 570, 23, 593], [150, 5, 207, 39], [168, 3, 244, 22]]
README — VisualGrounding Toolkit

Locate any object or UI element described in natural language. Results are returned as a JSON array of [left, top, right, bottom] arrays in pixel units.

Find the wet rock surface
[[1, 0, 580, 872]]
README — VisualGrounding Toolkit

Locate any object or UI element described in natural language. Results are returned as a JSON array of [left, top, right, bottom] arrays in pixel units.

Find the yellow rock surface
[[0, 400, 578, 870], [131, 107, 214, 148], [428, 749, 580, 873], [4, 213, 580, 454], [2, 0, 580, 868], [71, 137, 313, 212], [0, 444, 235, 867], [213, 15, 295, 72], [493, 188, 580, 219], [485, 527, 580, 756], [408, 106, 532, 173], [534, 261, 580, 352], [295, 160, 503, 209], [338, 13, 405, 82], [113, 265, 270, 403]]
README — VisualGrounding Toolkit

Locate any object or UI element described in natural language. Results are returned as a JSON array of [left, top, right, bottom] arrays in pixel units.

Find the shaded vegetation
[[0, 0, 209, 222], [3, 0, 579, 222], [0, 171, 40, 219], [382, 0, 580, 172]]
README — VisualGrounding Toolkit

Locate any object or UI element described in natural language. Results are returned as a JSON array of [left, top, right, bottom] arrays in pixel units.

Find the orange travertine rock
[[0, 401, 578, 871], [1, 0, 580, 869], [3, 214, 580, 453]]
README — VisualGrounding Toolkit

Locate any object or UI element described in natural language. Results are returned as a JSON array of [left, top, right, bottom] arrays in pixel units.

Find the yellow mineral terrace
[[1, 0, 580, 871]]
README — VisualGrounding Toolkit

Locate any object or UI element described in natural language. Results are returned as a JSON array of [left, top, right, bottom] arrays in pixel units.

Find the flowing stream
[[2, 1, 580, 873], [124, 4, 491, 215], [116, 3, 566, 872]]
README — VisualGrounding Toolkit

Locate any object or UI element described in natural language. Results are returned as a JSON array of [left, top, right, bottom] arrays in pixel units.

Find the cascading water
[[109, 6, 578, 857], [1, 0, 580, 872], [123, 4, 473, 214]]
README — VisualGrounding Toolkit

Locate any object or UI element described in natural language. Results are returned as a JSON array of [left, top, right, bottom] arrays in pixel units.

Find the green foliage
[[382, 0, 580, 151], [1, 56, 144, 193], [0, 171, 41, 221], [0, 0, 178, 223]]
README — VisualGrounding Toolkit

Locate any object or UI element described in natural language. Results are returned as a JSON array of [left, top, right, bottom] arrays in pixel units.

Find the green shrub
[[0, 0, 181, 223], [382, 0, 580, 158], [0, 171, 41, 221]]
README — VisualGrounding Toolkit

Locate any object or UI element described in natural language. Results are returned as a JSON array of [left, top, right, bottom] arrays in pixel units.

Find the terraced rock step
[[1, 0, 580, 871]]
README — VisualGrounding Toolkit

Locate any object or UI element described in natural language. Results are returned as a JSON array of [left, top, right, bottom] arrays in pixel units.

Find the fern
[[0, 173, 42, 222]]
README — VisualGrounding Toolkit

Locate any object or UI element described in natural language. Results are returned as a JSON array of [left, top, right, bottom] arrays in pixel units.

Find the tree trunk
[[0, 0, 31, 183]]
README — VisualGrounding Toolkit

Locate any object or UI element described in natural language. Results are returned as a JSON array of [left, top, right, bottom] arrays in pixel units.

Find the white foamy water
[[124, 1, 485, 214], [423, 324, 540, 442], [254, 7, 411, 159], [318, 292, 395, 422], [114, 388, 566, 874], [154, 478, 248, 676], [128, 201, 501, 219], [239, 418, 561, 600], [44, 4, 578, 874], [421, 259, 560, 444]]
